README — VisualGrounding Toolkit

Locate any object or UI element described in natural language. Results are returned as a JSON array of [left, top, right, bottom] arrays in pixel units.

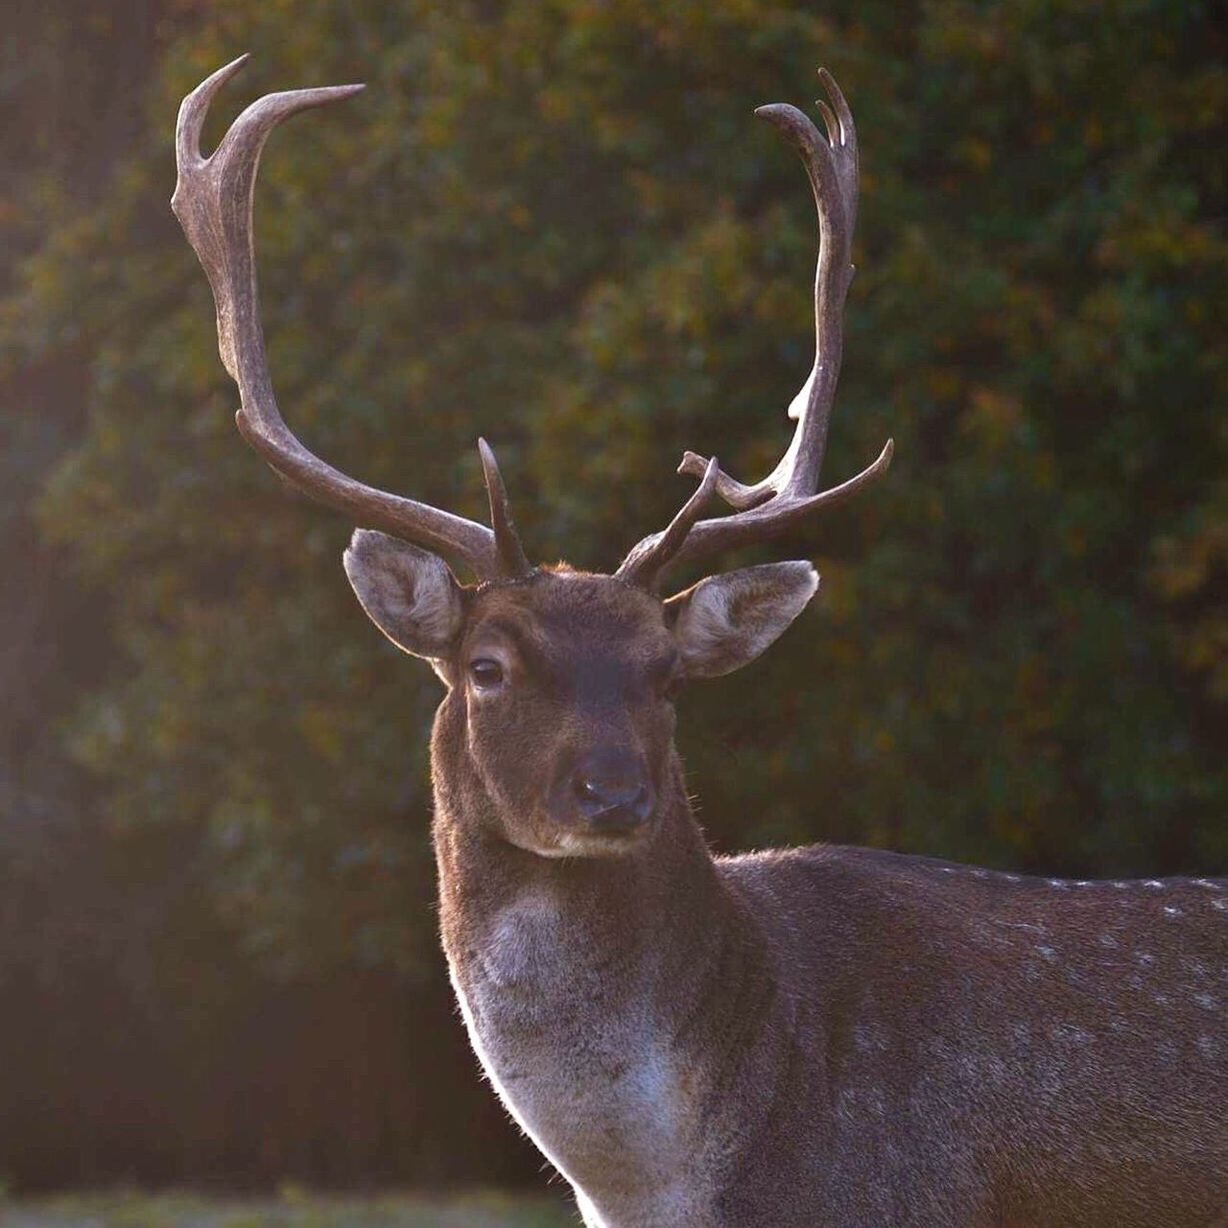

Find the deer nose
[[569, 749, 654, 831]]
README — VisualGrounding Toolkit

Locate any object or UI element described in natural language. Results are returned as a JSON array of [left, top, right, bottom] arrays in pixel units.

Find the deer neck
[[431, 749, 734, 1003], [430, 724, 771, 1225]]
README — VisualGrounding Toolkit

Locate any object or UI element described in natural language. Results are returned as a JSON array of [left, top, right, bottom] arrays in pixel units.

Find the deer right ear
[[343, 530, 465, 661], [665, 561, 819, 679]]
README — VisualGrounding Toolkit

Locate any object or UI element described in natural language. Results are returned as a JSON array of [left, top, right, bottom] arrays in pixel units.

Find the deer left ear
[[664, 561, 819, 679]]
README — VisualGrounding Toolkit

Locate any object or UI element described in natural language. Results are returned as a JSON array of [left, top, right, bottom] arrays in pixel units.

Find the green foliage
[[10, 0, 1227, 986]]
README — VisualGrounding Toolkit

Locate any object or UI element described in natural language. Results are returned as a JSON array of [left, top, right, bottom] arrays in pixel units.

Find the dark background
[[1, 0, 1224, 1195]]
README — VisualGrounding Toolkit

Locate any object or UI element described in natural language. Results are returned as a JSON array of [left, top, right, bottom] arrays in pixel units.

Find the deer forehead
[[463, 571, 674, 672]]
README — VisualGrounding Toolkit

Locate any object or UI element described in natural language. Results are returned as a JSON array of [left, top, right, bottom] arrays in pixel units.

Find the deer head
[[172, 57, 891, 858]]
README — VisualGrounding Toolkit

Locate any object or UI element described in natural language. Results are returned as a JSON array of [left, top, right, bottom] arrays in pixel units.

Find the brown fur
[[345, 551, 1227, 1227]]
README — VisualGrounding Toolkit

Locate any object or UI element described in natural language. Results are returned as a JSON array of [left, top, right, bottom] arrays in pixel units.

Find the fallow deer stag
[[174, 56, 1227, 1228]]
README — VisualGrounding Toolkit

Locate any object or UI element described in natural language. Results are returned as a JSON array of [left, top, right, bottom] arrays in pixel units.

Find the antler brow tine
[[173, 57, 531, 581], [618, 70, 893, 586]]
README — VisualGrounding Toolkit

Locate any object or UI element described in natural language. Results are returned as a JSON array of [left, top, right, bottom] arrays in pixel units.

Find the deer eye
[[469, 658, 505, 689]]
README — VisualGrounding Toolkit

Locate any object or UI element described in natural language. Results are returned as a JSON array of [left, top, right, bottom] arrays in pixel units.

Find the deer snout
[[566, 747, 655, 832]]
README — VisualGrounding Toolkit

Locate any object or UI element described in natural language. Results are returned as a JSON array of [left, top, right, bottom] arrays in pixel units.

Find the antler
[[618, 70, 893, 588], [172, 56, 530, 581]]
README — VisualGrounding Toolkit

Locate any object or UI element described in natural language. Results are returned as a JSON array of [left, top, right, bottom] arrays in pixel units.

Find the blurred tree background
[[1, 0, 1225, 1194]]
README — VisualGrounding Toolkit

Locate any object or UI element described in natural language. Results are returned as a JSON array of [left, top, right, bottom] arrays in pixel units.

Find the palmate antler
[[174, 59, 888, 591], [617, 70, 893, 589], [171, 56, 532, 582]]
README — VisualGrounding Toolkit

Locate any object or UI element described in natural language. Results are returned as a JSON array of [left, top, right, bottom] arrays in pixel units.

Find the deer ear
[[343, 529, 465, 661], [664, 561, 819, 679]]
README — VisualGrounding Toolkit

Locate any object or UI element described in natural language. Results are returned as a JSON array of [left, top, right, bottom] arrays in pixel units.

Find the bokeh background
[[2, 0, 1225, 1204]]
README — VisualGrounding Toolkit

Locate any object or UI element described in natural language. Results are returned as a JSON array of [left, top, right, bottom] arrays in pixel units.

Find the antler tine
[[615, 456, 720, 591], [619, 70, 891, 586], [478, 438, 532, 578], [174, 58, 528, 581]]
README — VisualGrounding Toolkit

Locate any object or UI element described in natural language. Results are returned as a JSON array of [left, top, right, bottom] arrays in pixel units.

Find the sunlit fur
[[345, 550, 1228, 1228]]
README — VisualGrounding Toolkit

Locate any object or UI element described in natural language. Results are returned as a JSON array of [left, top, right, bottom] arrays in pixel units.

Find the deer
[[172, 55, 1227, 1228]]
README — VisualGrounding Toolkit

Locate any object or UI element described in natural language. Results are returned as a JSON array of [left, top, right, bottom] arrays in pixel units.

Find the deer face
[[344, 531, 818, 858]]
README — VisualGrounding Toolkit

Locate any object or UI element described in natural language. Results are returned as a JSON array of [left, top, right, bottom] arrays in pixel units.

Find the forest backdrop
[[1, 0, 1225, 1194]]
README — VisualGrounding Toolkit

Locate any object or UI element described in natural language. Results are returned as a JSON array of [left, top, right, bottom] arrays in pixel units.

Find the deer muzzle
[[560, 747, 655, 835]]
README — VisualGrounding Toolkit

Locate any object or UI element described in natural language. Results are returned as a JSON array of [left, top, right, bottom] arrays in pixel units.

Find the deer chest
[[444, 891, 712, 1225]]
